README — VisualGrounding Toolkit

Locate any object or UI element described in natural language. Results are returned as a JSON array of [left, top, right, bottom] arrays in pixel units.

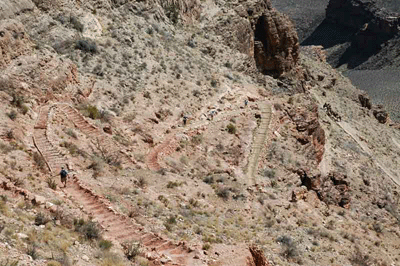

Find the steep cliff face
[[214, 0, 300, 78], [249, 0, 300, 77]]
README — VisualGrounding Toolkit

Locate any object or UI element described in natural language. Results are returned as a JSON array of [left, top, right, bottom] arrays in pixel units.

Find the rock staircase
[[57, 104, 132, 165], [33, 105, 65, 173], [246, 102, 271, 183], [65, 177, 204, 266]]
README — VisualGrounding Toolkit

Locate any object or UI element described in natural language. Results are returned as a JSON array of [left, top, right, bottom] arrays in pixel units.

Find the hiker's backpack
[[60, 169, 68, 178]]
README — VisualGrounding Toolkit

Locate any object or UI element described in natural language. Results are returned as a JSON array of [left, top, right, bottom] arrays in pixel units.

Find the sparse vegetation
[[46, 178, 57, 190], [99, 239, 113, 250], [76, 39, 98, 54], [33, 152, 47, 170], [74, 219, 101, 240], [35, 212, 50, 226], [123, 241, 141, 261], [226, 123, 237, 134], [7, 110, 17, 120]]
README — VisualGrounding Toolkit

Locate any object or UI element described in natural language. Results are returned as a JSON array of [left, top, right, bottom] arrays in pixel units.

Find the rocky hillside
[[1, 0, 400, 266]]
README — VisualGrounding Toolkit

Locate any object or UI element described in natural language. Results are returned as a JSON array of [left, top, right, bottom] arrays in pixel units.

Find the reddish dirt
[[64, 176, 204, 266]]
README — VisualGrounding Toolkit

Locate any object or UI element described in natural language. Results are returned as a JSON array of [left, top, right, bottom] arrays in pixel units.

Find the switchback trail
[[246, 102, 272, 184], [33, 105, 65, 172], [64, 177, 204, 266]]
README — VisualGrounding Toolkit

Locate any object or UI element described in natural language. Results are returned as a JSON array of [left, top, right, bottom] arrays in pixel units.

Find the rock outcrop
[[287, 103, 325, 163], [326, 0, 400, 51], [249, 245, 270, 266], [373, 105, 389, 124], [298, 170, 351, 208], [0, 20, 33, 69], [215, 0, 300, 77]]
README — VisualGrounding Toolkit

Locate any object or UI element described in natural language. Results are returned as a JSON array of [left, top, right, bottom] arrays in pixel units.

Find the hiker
[[60, 166, 68, 188], [244, 99, 249, 107], [210, 110, 216, 120], [183, 115, 188, 126]]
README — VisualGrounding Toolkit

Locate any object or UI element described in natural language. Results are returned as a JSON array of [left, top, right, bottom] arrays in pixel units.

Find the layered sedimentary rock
[[215, 0, 300, 77]]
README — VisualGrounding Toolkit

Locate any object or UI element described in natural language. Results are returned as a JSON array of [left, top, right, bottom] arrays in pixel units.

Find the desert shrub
[[74, 219, 101, 240], [70, 16, 84, 32], [202, 243, 211, 250], [263, 168, 276, 178], [166, 215, 176, 224], [0, 141, 14, 154], [7, 110, 17, 120], [277, 235, 299, 259], [27, 244, 39, 260], [191, 135, 203, 145], [372, 222, 383, 233], [0, 198, 10, 216], [226, 123, 236, 134], [76, 39, 98, 54], [166, 181, 182, 188], [99, 239, 113, 250], [203, 176, 214, 184], [137, 176, 147, 188], [210, 79, 218, 88], [0, 259, 19, 266], [10, 93, 24, 108], [100, 252, 124, 266], [46, 178, 57, 190], [21, 104, 29, 115], [164, 4, 180, 24], [35, 212, 50, 226], [216, 187, 230, 200], [123, 241, 141, 261], [65, 128, 77, 139], [33, 152, 47, 170], [83, 105, 99, 119]]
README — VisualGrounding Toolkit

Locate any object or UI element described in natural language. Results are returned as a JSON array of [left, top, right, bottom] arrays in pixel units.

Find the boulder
[[298, 170, 350, 208], [358, 94, 372, 109], [103, 125, 113, 135], [32, 195, 46, 205], [373, 105, 388, 124]]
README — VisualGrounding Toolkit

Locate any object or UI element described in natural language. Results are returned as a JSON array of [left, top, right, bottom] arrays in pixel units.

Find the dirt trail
[[246, 102, 272, 184], [57, 103, 132, 165], [64, 177, 204, 266], [146, 84, 247, 171], [31, 103, 204, 265], [33, 105, 65, 172]]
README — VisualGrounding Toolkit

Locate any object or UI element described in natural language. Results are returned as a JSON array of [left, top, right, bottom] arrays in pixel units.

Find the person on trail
[[60, 166, 68, 188], [244, 99, 249, 107], [210, 110, 216, 121], [183, 115, 188, 126]]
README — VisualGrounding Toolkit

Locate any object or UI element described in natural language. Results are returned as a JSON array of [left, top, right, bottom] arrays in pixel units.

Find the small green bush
[[76, 39, 98, 54], [33, 152, 47, 170], [74, 219, 101, 240], [86, 105, 99, 119], [99, 239, 113, 250], [35, 212, 50, 226], [27, 244, 39, 260], [216, 187, 230, 200], [7, 110, 17, 120], [226, 123, 236, 134], [70, 16, 84, 32], [123, 241, 141, 261], [46, 178, 57, 190]]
